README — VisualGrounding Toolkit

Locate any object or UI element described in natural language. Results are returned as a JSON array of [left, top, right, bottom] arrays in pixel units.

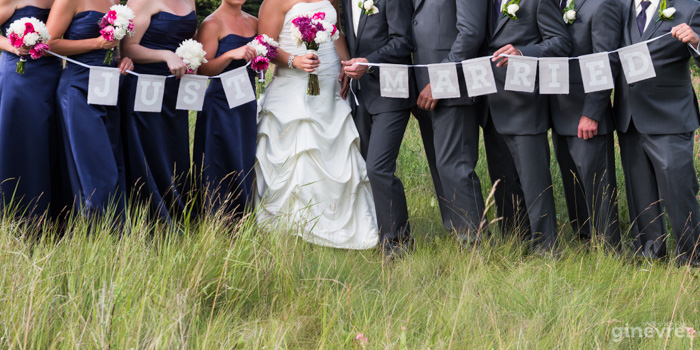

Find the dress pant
[[414, 104, 486, 239], [619, 122, 700, 263], [553, 132, 621, 247], [483, 119, 558, 251], [353, 90, 411, 244]]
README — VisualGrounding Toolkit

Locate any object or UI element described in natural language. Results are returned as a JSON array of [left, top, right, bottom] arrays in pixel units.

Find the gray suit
[[411, 0, 488, 240], [342, 0, 415, 245], [484, 0, 572, 252], [614, 0, 700, 263], [550, 0, 622, 247]]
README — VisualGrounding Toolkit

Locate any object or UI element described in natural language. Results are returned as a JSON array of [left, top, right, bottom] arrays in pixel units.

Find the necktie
[[637, 1, 652, 35], [561, 0, 567, 9]]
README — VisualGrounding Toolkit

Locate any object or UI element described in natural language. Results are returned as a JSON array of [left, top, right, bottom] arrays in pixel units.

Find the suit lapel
[[575, 0, 588, 12], [492, 14, 509, 38], [642, 0, 672, 40], [414, 0, 425, 11], [355, 7, 369, 51], [629, 0, 642, 42]]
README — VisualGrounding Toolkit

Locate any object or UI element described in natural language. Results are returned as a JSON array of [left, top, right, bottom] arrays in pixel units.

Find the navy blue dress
[[193, 34, 257, 215], [121, 11, 197, 221], [55, 11, 126, 216], [0, 6, 62, 218]]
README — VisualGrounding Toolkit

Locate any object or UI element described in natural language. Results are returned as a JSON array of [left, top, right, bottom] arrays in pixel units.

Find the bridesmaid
[[193, 0, 257, 216], [121, 0, 196, 222], [47, 0, 134, 217], [0, 0, 61, 219]]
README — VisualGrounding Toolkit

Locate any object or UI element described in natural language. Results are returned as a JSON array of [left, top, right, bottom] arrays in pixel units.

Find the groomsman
[[342, 0, 416, 260], [614, 0, 700, 265], [485, 0, 572, 254], [551, 0, 622, 248], [411, 0, 488, 245]]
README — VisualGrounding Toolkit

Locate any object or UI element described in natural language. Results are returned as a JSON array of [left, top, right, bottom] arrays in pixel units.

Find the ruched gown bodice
[[0, 6, 62, 217], [255, 1, 378, 249]]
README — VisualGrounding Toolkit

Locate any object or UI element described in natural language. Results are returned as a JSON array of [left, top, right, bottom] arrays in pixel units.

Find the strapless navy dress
[[193, 34, 257, 215], [121, 11, 197, 222], [0, 6, 62, 218], [55, 11, 126, 217]]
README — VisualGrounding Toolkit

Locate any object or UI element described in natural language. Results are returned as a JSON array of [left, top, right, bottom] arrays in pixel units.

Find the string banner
[[428, 63, 461, 99], [176, 75, 208, 111], [221, 67, 256, 109], [88, 67, 121, 106], [578, 52, 615, 93], [379, 64, 410, 99], [461, 57, 498, 97], [539, 57, 569, 95], [134, 74, 166, 113]]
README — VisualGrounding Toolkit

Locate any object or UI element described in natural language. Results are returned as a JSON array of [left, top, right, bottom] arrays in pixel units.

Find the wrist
[[289, 54, 297, 69]]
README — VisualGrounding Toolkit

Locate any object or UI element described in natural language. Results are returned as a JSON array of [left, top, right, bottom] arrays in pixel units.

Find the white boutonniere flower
[[358, 0, 379, 16], [562, 0, 577, 24], [501, 0, 521, 20], [658, 0, 675, 21]]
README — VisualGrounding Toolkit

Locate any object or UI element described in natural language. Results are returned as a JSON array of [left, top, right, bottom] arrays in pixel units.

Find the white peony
[[248, 41, 268, 56], [6, 17, 51, 42], [363, 0, 374, 11], [662, 7, 676, 18], [315, 30, 330, 45], [114, 27, 128, 40], [564, 10, 576, 23], [110, 4, 135, 21], [175, 39, 208, 72], [507, 4, 519, 16], [22, 32, 39, 46]]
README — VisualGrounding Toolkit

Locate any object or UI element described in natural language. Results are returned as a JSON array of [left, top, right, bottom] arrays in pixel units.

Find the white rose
[[372, 6, 379, 14], [662, 7, 676, 18], [363, 0, 374, 11], [507, 4, 519, 16], [565, 10, 576, 22]]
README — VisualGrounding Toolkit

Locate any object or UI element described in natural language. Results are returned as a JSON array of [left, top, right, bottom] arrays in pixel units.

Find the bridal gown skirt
[[255, 66, 379, 250]]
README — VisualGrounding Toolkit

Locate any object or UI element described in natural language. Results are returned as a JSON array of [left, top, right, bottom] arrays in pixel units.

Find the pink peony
[[312, 12, 326, 20], [127, 20, 135, 32], [9, 33, 22, 48], [29, 42, 49, 59], [23, 22, 35, 35], [105, 10, 117, 25], [251, 56, 270, 72], [100, 26, 115, 41]]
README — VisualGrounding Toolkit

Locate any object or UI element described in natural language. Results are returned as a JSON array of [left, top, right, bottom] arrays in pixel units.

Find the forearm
[[48, 37, 101, 56], [198, 52, 233, 76], [335, 33, 350, 62], [0, 35, 15, 53], [121, 43, 169, 64]]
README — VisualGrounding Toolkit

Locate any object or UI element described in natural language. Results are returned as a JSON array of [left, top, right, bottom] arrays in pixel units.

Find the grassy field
[[1, 116, 699, 349]]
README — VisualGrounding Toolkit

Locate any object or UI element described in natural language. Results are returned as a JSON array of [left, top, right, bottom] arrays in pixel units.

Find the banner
[[618, 42, 656, 83], [461, 57, 497, 97], [539, 58, 569, 95], [87, 67, 120, 106], [221, 67, 256, 109], [579, 52, 614, 93], [379, 64, 409, 99], [505, 56, 538, 93], [176, 75, 208, 111], [428, 63, 460, 99], [134, 75, 167, 113]]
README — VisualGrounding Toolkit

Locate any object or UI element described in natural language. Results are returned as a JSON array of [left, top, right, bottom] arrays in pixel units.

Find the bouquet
[[6, 17, 51, 74], [98, 4, 136, 65], [290, 12, 339, 95], [247, 34, 279, 96], [175, 39, 208, 74]]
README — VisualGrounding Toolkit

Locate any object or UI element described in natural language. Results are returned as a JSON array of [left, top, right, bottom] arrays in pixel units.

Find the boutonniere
[[501, 0, 520, 20], [562, 0, 577, 24], [657, 0, 676, 22], [357, 0, 379, 16]]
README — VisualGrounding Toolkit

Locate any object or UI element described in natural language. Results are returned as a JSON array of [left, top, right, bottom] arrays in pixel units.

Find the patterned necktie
[[637, 1, 652, 35], [561, 0, 567, 9]]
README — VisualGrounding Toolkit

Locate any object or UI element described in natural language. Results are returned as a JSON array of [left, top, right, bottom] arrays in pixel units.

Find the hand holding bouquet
[[98, 4, 136, 65], [290, 12, 339, 95], [175, 39, 208, 75], [6, 17, 51, 74], [247, 34, 279, 96]]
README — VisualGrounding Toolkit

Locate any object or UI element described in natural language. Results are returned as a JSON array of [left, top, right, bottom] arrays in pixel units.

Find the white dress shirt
[[351, 0, 362, 35], [635, 0, 660, 32]]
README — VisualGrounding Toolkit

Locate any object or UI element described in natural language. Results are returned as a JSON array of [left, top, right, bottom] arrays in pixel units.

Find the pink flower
[[9, 33, 22, 48], [99, 16, 110, 28], [105, 10, 117, 25], [251, 56, 270, 72], [354, 333, 368, 348], [23, 22, 35, 36], [312, 12, 326, 20], [29, 42, 49, 59], [688, 327, 697, 338], [127, 20, 135, 32], [100, 26, 115, 41]]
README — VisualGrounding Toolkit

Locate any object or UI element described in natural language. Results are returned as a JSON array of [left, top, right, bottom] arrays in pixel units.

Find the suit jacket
[[342, 0, 416, 114], [411, 0, 487, 107], [613, 0, 700, 134], [486, 0, 572, 135], [551, 0, 622, 136]]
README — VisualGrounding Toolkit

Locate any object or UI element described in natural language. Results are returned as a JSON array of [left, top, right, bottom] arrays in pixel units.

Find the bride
[[254, 0, 379, 249]]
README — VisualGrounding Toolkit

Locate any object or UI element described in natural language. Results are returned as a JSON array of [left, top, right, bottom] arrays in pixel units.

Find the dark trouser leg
[[413, 109, 448, 223], [618, 125, 667, 258], [502, 133, 558, 252], [554, 132, 620, 247], [362, 108, 411, 245], [483, 118, 530, 237], [431, 104, 486, 238], [642, 131, 700, 264]]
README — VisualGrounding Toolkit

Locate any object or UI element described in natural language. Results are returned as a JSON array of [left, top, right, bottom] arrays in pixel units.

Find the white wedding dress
[[254, 0, 379, 249]]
